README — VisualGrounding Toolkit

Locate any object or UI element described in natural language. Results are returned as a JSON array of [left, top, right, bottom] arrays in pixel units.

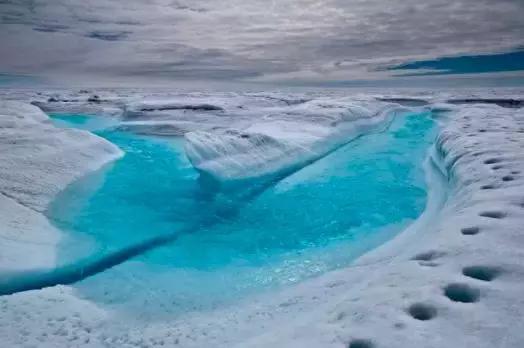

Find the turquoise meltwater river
[[44, 111, 436, 318]]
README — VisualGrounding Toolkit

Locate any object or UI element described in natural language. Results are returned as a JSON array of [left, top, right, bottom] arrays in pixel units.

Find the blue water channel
[[42, 111, 436, 317]]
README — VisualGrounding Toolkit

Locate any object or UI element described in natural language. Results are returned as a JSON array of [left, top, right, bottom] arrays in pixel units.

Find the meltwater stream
[[40, 111, 435, 317]]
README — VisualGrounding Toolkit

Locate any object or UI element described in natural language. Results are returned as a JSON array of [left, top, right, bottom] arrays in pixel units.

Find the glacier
[[0, 87, 523, 348]]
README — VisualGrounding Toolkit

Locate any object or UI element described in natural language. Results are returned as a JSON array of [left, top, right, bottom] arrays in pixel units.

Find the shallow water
[[47, 111, 436, 317]]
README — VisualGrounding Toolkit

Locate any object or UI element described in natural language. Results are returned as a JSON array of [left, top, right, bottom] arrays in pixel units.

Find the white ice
[[0, 101, 122, 273], [184, 100, 398, 181], [0, 88, 523, 348]]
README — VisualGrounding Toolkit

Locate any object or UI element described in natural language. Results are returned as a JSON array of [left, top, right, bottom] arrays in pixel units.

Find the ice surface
[[0, 101, 122, 273], [0, 101, 122, 212], [0, 88, 524, 347], [184, 101, 398, 181]]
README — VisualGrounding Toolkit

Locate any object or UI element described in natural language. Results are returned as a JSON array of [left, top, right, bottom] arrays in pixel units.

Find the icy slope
[[184, 101, 397, 181], [0, 101, 122, 273]]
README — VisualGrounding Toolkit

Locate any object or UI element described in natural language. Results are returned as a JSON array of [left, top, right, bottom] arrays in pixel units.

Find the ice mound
[[0, 101, 123, 273], [185, 101, 397, 181], [185, 124, 314, 181], [0, 101, 123, 212]]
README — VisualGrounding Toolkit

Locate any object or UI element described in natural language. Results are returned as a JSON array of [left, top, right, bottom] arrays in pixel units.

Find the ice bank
[[184, 100, 400, 182], [0, 101, 122, 274]]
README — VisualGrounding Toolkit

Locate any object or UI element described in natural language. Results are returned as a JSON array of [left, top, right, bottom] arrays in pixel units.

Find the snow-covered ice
[[0, 101, 122, 273], [0, 88, 523, 347]]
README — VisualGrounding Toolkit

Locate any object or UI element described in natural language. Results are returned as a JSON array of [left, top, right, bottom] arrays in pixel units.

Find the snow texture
[[0, 88, 523, 347], [0, 101, 122, 273]]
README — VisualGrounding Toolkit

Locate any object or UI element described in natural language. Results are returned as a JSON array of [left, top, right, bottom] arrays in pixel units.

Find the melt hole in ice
[[479, 211, 506, 219], [462, 266, 501, 282], [348, 338, 375, 348], [443, 283, 480, 303], [407, 303, 438, 321], [484, 158, 502, 165], [461, 226, 480, 235], [411, 250, 446, 262]]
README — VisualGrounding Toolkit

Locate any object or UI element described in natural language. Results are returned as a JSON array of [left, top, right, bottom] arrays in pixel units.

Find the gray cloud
[[86, 30, 131, 41], [32, 23, 69, 32], [0, 0, 523, 85]]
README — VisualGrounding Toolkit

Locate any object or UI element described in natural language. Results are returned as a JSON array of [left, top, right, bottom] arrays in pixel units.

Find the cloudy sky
[[0, 0, 523, 86]]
